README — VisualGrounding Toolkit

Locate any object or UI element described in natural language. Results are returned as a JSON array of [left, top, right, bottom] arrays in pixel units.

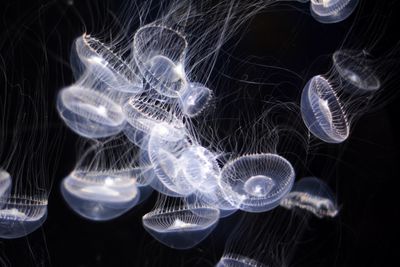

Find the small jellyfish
[[179, 82, 212, 117], [216, 254, 265, 267], [0, 170, 12, 199], [142, 203, 220, 249], [133, 24, 187, 97], [309, 0, 359, 24], [280, 177, 338, 218], [301, 75, 349, 143], [61, 169, 140, 221], [0, 196, 47, 239], [333, 50, 380, 93], [220, 153, 295, 213], [57, 86, 126, 139]]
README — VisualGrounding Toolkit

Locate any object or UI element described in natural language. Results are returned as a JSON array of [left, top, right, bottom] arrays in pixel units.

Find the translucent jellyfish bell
[[61, 169, 140, 221], [220, 154, 295, 213], [216, 254, 266, 267], [301, 75, 349, 143], [310, 0, 359, 24], [179, 82, 212, 117], [0, 170, 12, 199], [0, 197, 47, 239], [333, 50, 380, 93], [280, 177, 338, 218], [133, 24, 188, 97], [57, 86, 126, 139], [142, 203, 220, 249]]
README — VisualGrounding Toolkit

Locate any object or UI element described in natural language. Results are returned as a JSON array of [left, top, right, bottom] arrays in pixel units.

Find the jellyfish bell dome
[[310, 0, 359, 24], [0, 196, 47, 239], [301, 75, 349, 143], [0, 169, 12, 199], [57, 86, 126, 139], [142, 204, 220, 249], [61, 169, 140, 221], [220, 153, 295, 213], [179, 82, 212, 117], [333, 50, 380, 93], [216, 254, 266, 267], [280, 177, 338, 218]]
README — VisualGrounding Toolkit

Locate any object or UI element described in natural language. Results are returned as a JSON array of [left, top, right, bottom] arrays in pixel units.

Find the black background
[[1, 0, 399, 266]]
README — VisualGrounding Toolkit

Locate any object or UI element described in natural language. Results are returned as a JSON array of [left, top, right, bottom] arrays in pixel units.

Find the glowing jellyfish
[[179, 82, 212, 117], [301, 75, 349, 143], [0, 170, 12, 199], [0, 197, 47, 239], [61, 169, 140, 221], [216, 254, 265, 267], [333, 50, 380, 93], [142, 203, 219, 249], [220, 153, 295, 213], [309, 0, 359, 24], [71, 34, 143, 93], [133, 24, 187, 97], [280, 177, 338, 218], [57, 86, 126, 139]]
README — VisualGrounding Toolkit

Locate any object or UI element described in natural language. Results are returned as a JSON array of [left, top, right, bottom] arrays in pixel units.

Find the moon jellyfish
[[333, 50, 380, 93], [280, 177, 338, 218], [133, 24, 187, 97], [179, 82, 212, 117], [0, 197, 47, 239], [220, 154, 295, 213], [142, 202, 220, 249], [301, 75, 349, 143], [61, 169, 140, 221], [309, 0, 359, 24], [216, 254, 265, 267], [0, 170, 12, 199], [57, 86, 126, 138]]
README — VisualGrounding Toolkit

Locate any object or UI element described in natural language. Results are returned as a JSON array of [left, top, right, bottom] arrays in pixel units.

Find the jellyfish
[[0, 196, 47, 239], [301, 75, 349, 143], [133, 24, 188, 98], [142, 200, 220, 249], [280, 177, 338, 218], [179, 82, 212, 117], [216, 254, 266, 267], [0, 170, 12, 199], [57, 85, 126, 139], [309, 0, 359, 24], [61, 169, 140, 221], [220, 153, 295, 213], [333, 50, 380, 93]]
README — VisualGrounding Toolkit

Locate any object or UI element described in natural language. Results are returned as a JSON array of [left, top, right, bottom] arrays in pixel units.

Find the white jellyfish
[[0, 170, 12, 200], [216, 254, 266, 267], [57, 85, 126, 139], [280, 177, 338, 218], [220, 153, 295, 213], [179, 82, 212, 117], [301, 75, 349, 143], [309, 0, 359, 24]]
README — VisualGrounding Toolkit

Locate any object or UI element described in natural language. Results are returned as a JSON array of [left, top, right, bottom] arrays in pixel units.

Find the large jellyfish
[[280, 176, 338, 218], [309, 0, 359, 24], [216, 254, 266, 267], [301, 75, 349, 143]]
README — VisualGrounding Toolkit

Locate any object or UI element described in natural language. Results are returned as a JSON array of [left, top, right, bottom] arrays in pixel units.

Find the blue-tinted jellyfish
[[333, 50, 380, 93], [220, 153, 295, 213], [216, 254, 265, 267], [0, 170, 12, 199], [57, 86, 126, 139], [133, 24, 188, 98], [71, 34, 143, 93], [61, 169, 140, 221], [280, 177, 338, 218], [309, 0, 359, 24], [179, 82, 212, 117], [301, 75, 349, 143], [142, 203, 220, 249], [0, 196, 47, 239]]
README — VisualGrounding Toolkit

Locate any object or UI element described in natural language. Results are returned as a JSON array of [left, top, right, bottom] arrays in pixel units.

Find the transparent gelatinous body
[[301, 75, 349, 143], [0, 197, 47, 239], [179, 82, 212, 117], [280, 177, 338, 218], [133, 24, 187, 97], [142, 205, 219, 249], [216, 254, 265, 267], [61, 169, 140, 221], [220, 154, 295, 213], [333, 50, 380, 93], [310, 0, 359, 24], [0, 170, 12, 199], [57, 86, 126, 138]]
